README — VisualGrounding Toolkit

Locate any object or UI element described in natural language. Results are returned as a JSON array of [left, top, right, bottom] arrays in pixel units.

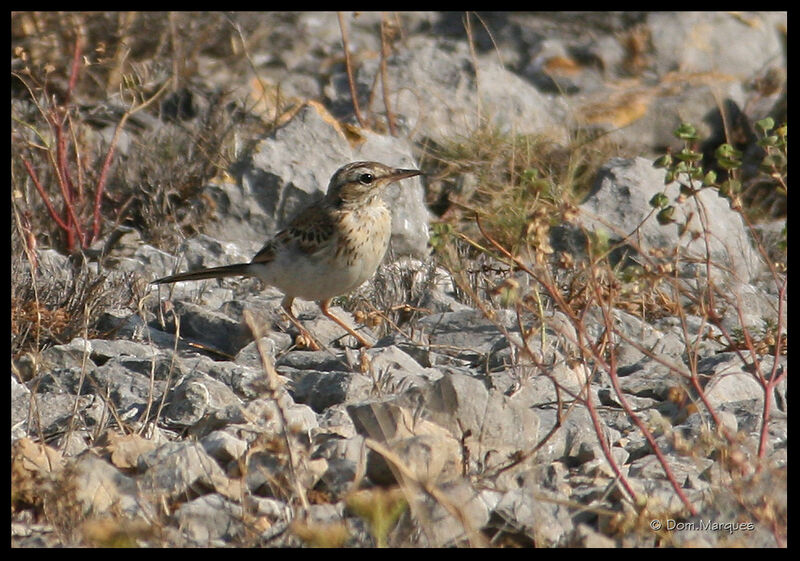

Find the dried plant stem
[[91, 79, 169, 242], [63, 310, 93, 450], [151, 309, 180, 436], [379, 16, 397, 136], [244, 310, 310, 513], [475, 213, 699, 516], [337, 12, 366, 128]]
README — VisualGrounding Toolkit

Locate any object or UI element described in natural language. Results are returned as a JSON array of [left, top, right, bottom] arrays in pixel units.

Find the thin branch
[[337, 11, 366, 128], [21, 156, 70, 233], [244, 310, 310, 514], [91, 79, 170, 243], [379, 15, 397, 136], [64, 36, 83, 106]]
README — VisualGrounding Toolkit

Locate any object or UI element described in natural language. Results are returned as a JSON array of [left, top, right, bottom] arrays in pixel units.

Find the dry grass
[[11, 13, 253, 360]]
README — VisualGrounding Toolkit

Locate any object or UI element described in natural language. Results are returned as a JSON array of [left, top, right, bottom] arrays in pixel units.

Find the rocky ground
[[11, 12, 786, 547]]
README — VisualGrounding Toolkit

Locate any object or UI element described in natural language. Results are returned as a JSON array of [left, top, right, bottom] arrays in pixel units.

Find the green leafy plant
[[653, 119, 787, 220]]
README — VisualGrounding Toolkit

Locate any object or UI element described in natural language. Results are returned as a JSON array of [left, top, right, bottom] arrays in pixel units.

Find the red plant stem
[[758, 384, 774, 462], [91, 114, 128, 243], [47, 37, 85, 249], [21, 157, 70, 233], [65, 37, 82, 106], [583, 374, 641, 504], [53, 118, 74, 200], [707, 298, 786, 462], [607, 356, 698, 515], [51, 127, 86, 249], [591, 281, 698, 515], [44, 106, 85, 250], [89, 78, 170, 243], [476, 214, 698, 516], [758, 277, 787, 460], [53, 117, 80, 234], [610, 324, 736, 445]]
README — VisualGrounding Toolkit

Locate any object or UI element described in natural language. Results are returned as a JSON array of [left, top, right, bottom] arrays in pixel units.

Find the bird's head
[[325, 161, 422, 207]]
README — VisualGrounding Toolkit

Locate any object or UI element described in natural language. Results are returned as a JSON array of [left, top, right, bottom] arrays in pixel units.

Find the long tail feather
[[151, 263, 253, 284]]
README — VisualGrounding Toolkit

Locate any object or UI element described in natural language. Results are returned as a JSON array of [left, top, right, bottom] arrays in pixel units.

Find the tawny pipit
[[151, 161, 422, 349]]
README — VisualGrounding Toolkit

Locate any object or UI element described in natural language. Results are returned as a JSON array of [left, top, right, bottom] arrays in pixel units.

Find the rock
[[156, 300, 252, 357], [347, 398, 462, 485], [137, 441, 239, 500], [242, 396, 319, 438], [423, 372, 541, 471], [69, 451, 143, 517], [334, 36, 568, 144], [174, 494, 244, 545], [163, 373, 244, 431], [245, 448, 326, 499], [288, 369, 372, 412], [235, 334, 293, 370], [575, 157, 763, 282], [32, 362, 156, 424], [648, 12, 785, 79], [418, 309, 520, 364], [311, 434, 365, 497], [395, 479, 491, 547], [201, 430, 248, 466], [570, 523, 617, 547], [493, 488, 574, 547]]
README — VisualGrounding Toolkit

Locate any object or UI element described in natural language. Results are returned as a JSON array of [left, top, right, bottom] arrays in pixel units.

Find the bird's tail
[[151, 263, 253, 285]]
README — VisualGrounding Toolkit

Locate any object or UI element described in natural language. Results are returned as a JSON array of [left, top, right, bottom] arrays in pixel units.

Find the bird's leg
[[319, 299, 373, 348], [281, 296, 322, 351]]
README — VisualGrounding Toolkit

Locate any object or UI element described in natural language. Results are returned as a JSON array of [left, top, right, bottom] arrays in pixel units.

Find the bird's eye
[[358, 173, 374, 185]]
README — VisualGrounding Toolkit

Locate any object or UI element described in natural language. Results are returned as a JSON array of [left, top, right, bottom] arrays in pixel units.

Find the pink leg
[[281, 296, 321, 350], [319, 299, 373, 348]]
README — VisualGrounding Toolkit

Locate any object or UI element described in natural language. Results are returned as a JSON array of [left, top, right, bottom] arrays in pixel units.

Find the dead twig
[[337, 12, 366, 128]]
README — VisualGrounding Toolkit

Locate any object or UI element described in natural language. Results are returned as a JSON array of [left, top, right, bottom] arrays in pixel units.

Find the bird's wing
[[251, 203, 337, 265]]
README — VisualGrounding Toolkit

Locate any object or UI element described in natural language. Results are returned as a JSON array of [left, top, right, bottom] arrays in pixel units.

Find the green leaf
[[521, 168, 539, 182], [715, 143, 743, 160], [690, 167, 705, 181], [719, 179, 741, 197], [717, 159, 741, 171], [715, 144, 742, 170], [759, 153, 786, 173], [757, 135, 778, 148], [649, 192, 669, 208], [674, 123, 698, 141], [756, 117, 775, 132], [656, 206, 675, 225], [653, 154, 672, 168], [674, 147, 702, 162]]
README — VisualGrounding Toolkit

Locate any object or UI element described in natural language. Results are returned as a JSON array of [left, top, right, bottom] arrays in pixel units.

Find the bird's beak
[[388, 168, 423, 182]]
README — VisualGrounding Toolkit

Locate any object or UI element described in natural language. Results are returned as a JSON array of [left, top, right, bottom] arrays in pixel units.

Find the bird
[[151, 161, 423, 350]]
